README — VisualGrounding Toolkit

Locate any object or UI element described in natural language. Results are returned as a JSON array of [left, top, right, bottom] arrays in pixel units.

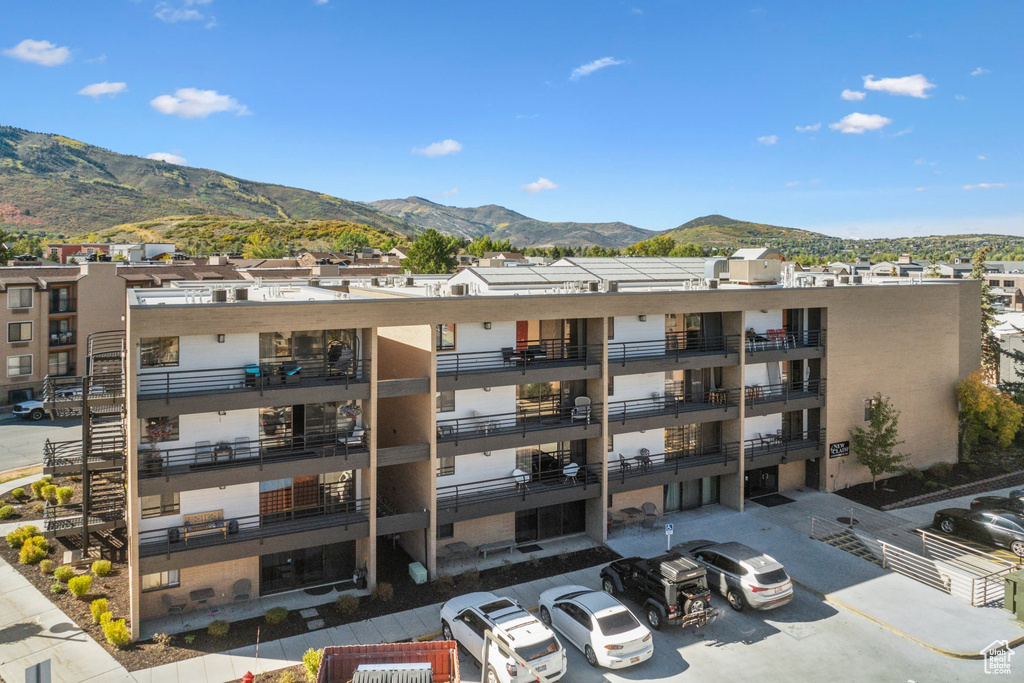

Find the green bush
[[929, 462, 955, 480], [11, 487, 26, 500], [56, 487, 74, 505], [39, 559, 54, 575], [265, 606, 289, 625], [371, 582, 394, 603], [99, 611, 113, 627], [334, 593, 359, 616], [0, 506, 14, 520], [924, 480, 947, 492], [91, 560, 112, 577], [40, 485, 58, 503], [68, 575, 92, 597], [432, 573, 455, 595], [90, 598, 109, 624], [208, 620, 229, 638], [19, 537, 49, 565], [103, 617, 131, 648], [30, 478, 51, 500], [302, 648, 323, 682], [53, 565, 75, 582], [50, 581, 65, 594], [278, 670, 300, 683], [6, 525, 40, 549], [183, 634, 196, 645], [153, 632, 173, 648], [33, 502, 45, 514]]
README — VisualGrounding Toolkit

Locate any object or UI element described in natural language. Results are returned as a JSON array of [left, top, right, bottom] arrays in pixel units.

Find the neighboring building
[[109, 243, 177, 263], [994, 312, 1024, 383], [47, 244, 111, 264]]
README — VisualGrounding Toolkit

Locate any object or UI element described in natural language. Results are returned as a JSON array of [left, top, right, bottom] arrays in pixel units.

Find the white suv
[[441, 592, 567, 683]]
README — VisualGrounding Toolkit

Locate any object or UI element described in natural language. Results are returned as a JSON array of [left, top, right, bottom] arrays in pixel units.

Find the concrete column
[[720, 310, 745, 512]]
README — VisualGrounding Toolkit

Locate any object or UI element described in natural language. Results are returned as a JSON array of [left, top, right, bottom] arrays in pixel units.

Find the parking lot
[[0, 413, 80, 472]]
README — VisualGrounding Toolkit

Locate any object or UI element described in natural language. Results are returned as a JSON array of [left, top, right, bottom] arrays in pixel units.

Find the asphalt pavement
[[0, 414, 80, 472]]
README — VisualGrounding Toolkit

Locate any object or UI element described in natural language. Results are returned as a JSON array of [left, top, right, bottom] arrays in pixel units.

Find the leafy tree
[[956, 370, 1023, 459], [466, 235, 516, 257], [332, 231, 370, 253], [242, 229, 288, 259], [970, 247, 1001, 378], [849, 393, 909, 489], [669, 243, 706, 257], [0, 229, 10, 265], [405, 229, 462, 274], [627, 235, 675, 257], [11, 236, 44, 257]]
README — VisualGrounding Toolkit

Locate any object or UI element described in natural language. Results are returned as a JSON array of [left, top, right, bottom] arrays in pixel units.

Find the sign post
[[665, 523, 674, 551]]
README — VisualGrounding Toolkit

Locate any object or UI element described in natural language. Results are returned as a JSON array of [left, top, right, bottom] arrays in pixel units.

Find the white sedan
[[538, 585, 653, 669]]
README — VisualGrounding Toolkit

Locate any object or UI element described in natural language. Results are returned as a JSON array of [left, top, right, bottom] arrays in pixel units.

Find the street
[[0, 415, 80, 472]]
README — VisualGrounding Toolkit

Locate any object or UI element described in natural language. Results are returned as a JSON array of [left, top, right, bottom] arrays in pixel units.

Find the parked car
[[933, 508, 1024, 557], [537, 585, 653, 669], [970, 491, 1024, 515], [12, 400, 48, 421], [674, 539, 794, 611], [599, 552, 717, 630], [440, 592, 566, 683]]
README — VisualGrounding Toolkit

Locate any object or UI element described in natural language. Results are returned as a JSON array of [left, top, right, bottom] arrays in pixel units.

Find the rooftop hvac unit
[[352, 663, 433, 683], [707, 279, 719, 290], [838, 276, 850, 285], [606, 281, 619, 292], [852, 275, 862, 285], [588, 281, 599, 292], [340, 279, 350, 287], [211, 289, 227, 303], [824, 279, 835, 287], [234, 288, 248, 301], [450, 284, 467, 296], [405, 277, 414, 286], [309, 278, 320, 287], [371, 277, 382, 287]]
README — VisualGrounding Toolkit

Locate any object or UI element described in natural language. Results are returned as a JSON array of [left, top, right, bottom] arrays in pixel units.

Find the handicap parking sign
[[665, 523, 674, 535]]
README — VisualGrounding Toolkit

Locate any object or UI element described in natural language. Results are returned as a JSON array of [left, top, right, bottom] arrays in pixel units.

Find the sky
[[1, 1, 1021, 239]]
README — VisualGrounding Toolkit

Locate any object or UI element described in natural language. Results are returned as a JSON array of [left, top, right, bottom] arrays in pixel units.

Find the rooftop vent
[[234, 287, 248, 301], [211, 289, 227, 303]]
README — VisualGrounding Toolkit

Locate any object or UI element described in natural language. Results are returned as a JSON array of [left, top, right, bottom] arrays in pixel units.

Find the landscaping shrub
[[91, 559, 111, 577], [31, 478, 51, 500], [91, 598, 109, 624], [371, 582, 394, 603], [19, 537, 49, 565], [103, 617, 131, 648], [40, 485, 58, 503], [50, 581, 65, 594], [6, 525, 39, 549], [278, 670, 299, 683], [56, 487, 74, 505], [39, 559, 54, 575], [433, 573, 455, 595], [458, 568, 481, 592], [53, 565, 75, 582], [208, 620, 229, 638], [302, 648, 323, 682], [99, 611, 112, 627], [183, 634, 196, 645], [334, 593, 359, 616], [265, 606, 289, 625], [68, 575, 92, 597], [153, 632, 173, 647], [0, 506, 14, 520], [929, 462, 955, 480], [33, 503, 45, 514], [11, 487, 26, 500]]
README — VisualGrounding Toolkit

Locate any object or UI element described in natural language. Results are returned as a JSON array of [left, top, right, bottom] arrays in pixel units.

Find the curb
[[790, 577, 1024, 659]]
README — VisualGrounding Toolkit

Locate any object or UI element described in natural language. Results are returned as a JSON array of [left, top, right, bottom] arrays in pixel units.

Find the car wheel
[[539, 606, 551, 626], [684, 597, 707, 614], [1011, 540, 1024, 558], [29, 409, 45, 421], [727, 589, 745, 612], [585, 645, 599, 668], [939, 518, 955, 534], [485, 665, 499, 683], [645, 607, 662, 630], [602, 578, 617, 595], [441, 620, 453, 642]]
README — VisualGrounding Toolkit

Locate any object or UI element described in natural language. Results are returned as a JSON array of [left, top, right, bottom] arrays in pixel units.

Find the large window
[[141, 492, 179, 518], [7, 355, 32, 377], [437, 456, 455, 477], [435, 324, 456, 352], [48, 351, 73, 377], [141, 569, 180, 592], [260, 541, 355, 594], [140, 337, 179, 367], [7, 287, 33, 309], [436, 390, 455, 413], [8, 322, 32, 342]]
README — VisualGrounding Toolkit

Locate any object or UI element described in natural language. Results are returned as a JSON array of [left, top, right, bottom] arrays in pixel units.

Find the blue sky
[[1, 1, 1021, 238]]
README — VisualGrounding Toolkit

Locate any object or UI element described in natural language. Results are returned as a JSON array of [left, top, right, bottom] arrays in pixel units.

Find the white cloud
[[441, 187, 459, 196], [570, 57, 624, 81], [970, 67, 989, 76], [156, 1, 215, 26], [412, 139, 463, 157], [522, 177, 558, 193], [915, 186, 928, 192], [3, 39, 71, 66], [150, 88, 250, 118], [757, 135, 778, 146], [78, 81, 127, 98], [841, 89, 866, 101], [963, 183, 1005, 190], [146, 152, 188, 165], [631, 7, 643, 14], [977, 155, 986, 161], [955, 94, 967, 101], [315, 0, 329, 4], [862, 74, 935, 98], [785, 181, 800, 188], [829, 112, 892, 134], [795, 123, 821, 132], [891, 127, 913, 137]]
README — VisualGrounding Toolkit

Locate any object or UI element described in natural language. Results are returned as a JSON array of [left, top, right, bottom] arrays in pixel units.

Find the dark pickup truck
[[600, 552, 719, 631]]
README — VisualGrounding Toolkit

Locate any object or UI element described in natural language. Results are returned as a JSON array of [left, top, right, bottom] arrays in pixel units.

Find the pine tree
[[970, 247, 1001, 379]]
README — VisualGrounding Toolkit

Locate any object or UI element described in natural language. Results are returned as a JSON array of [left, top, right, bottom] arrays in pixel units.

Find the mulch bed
[[0, 474, 84, 523]]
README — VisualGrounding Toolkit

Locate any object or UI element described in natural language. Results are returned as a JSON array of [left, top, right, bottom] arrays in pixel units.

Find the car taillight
[[604, 644, 624, 650], [642, 633, 652, 642], [668, 605, 678, 616], [749, 585, 771, 592]]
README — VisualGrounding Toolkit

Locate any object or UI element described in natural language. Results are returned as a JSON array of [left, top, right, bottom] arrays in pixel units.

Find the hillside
[[0, 126, 416, 237], [662, 214, 826, 248], [368, 196, 654, 248]]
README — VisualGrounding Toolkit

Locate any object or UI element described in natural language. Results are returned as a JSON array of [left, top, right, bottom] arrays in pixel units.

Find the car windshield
[[755, 568, 789, 585], [597, 610, 640, 636], [516, 636, 559, 662]]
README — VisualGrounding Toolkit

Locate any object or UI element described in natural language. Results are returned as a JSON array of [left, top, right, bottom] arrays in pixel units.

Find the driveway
[[0, 414, 80, 472]]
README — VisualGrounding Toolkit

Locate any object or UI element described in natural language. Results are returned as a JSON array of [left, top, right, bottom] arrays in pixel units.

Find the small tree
[[957, 370, 1023, 459], [405, 229, 462, 274], [850, 393, 909, 489]]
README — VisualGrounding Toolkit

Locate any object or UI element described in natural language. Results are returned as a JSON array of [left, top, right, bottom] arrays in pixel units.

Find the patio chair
[[161, 593, 187, 615], [640, 516, 657, 535], [638, 448, 652, 471], [233, 436, 252, 459], [232, 578, 251, 602], [570, 396, 591, 424], [562, 461, 580, 485], [642, 502, 659, 519], [194, 441, 213, 466], [618, 454, 633, 474]]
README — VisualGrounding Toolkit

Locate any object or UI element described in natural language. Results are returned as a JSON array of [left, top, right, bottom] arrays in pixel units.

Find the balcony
[[607, 389, 739, 435], [44, 436, 125, 476], [744, 329, 825, 363], [137, 429, 370, 495], [48, 297, 77, 314], [43, 500, 125, 537], [49, 331, 77, 347], [436, 341, 601, 391], [436, 400, 601, 457], [607, 443, 741, 494], [744, 379, 825, 417], [42, 375, 124, 409], [744, 428, 825, 466], [436, 465, 601, 524], [608, 334, 740, 376], [136, 358, 371, 416]]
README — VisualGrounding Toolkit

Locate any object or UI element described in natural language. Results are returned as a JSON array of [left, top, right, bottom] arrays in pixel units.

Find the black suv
[[599, 552, 718, 630]]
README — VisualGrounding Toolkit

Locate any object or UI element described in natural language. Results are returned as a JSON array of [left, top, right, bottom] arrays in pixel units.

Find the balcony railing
[[138, 496, 372, 558], [745, 329, 825, 354], [43, 499, 125, 533], [44, 436, 125, 471], [49, 331, 77, 347], [610, 443, 740, 483], [42, 375, 124, 403], [745, 428, 824, 460], [437, 464, 600, 512], [436, 341, 599, 378], [49, 297, 77, 314], [436, 400, 601, 443], [137, 358, 370, 400], [607, 389, 738, 423], [138, 428, 369, 479], [744, 379, 826, 405], [608, 334, 739, 365]]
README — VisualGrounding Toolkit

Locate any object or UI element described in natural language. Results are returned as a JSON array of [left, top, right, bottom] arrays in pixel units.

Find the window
[[864, 397, 880, 421], [7, 355, 32, 377], [8, 322, 32, 343], [436, 523, 454, 540], [607, 318, 615, 340], [140, 337, 179, 367], [437, 456, 455, 476], [141, 569, 180, 592], [144, 416, 179, 442], [48, 351, 73, 377], [989, 280, 1000, 287], [607, 377, 614, 397], [436, 390, 455, 413], [435, 324, 456, 352], [1005, 280, 1015, 287], [141, 492, 179, 518], [7, 287, 33, 309]]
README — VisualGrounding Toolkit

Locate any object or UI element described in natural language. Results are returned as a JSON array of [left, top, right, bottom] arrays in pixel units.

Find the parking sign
[[665, 523, 673, 535]]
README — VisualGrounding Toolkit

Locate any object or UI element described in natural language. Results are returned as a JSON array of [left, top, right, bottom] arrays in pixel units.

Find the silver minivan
[[674, 540, 793, 611]]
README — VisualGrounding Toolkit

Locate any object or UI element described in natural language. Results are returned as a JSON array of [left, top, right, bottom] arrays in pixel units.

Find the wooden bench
[[184, 510, 227, 542], [478, 539, 516, 559]]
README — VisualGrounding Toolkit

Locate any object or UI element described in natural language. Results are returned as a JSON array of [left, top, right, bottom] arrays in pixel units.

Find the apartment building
[[37, 258, 979, 638]]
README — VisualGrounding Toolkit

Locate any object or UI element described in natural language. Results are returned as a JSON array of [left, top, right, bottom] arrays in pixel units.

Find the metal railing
[[43, 499, 125, 533], [436, 465, 600, 512], [744, 428, 824, 460], [608, 334, 739, 365], [611, 443, 740, 484], [44, 435, 125, 470], [607, 389, 738, 424], [138, 428, 369, 479], [48, 331, 77, 347], [138, 496, 372, 558], [137, 357, 370, 400], [744, 379, 826, 405], [436, 400, 601, 443], [436, 341, 599, 378], [745, 328, 825, 353], [42, 374, 124, 404], [48, 297, 77, 314]]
